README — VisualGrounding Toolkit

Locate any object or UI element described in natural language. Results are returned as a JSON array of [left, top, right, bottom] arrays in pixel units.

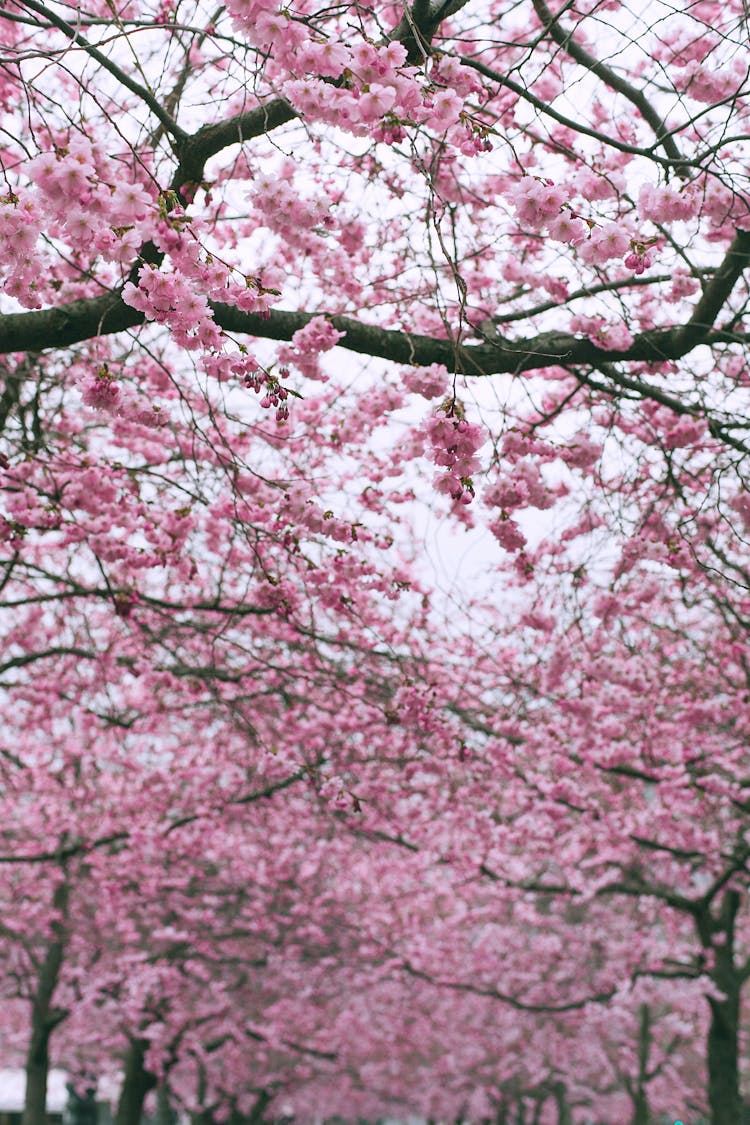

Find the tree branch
[[459, 55, 694, 171], [17, 0, 188, 145], [389, 0, 474, 62], [401, 957, 617, 1012], [172, 98, 297, 191], [674, 228, 750, 352], [0, 235, 748, 457], [0, 647, 95, 677], [531, 0, 686, 172]]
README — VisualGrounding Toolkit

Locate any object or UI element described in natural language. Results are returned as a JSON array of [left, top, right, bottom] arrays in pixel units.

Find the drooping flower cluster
[[423, 408, 484, 504], [0, 192, 44, 307], [80, 368, 121, 411]]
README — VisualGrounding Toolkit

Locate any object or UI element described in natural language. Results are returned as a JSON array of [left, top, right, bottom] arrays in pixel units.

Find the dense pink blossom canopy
[[0, 0, 749, 1121]]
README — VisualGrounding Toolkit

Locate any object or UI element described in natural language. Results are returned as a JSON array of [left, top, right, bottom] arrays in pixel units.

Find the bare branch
[[17, 0, 188, 145], [531, 0, 686, 172]]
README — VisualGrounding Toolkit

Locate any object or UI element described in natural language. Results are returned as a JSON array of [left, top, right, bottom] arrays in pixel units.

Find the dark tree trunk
[[23, 1021, 54, 1125], [22, 882, 68, 1125], [706, 891, 743, 1125], [115, 1039, 157, 1125], [225, 1095, 270, 1125], [552, 1082, 572, 1125], [708, 988, 741, 1125], [631, 1004, 651, 1125], [155, 1087, 177, 1125], [631, 1087, 649, 1125], [246, 1092, 270, 1125]]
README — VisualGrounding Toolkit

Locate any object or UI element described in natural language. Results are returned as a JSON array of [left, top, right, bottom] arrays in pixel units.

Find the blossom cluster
[[402, 364, 449, 400], [675, 58, 748, 103], [484, 447, 569, 556], [0, 136, 158, 305], [0, 193, 44, 307], [507, 178, 658, 270], [423, 410, 484, 504], [224, 0, 487, 147], [569, 314, 635, 352], [122, 266, 221, 351], [278, 316, 345, 380], [78, 366, 166, 430], [638, 183, 698, 224]]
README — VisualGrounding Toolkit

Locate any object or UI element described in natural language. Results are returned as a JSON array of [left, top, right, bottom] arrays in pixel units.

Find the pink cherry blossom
[[0, 0, 749, 1121]]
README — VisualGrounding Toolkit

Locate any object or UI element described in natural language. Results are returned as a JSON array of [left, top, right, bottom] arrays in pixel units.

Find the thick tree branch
[[389, 0, 474, 62], [172, 99, 297, 191], [0, 647, 94, 677], [0, 236, 748, 456], [675, 228, 750, 351], [0, 289, 737, 374]]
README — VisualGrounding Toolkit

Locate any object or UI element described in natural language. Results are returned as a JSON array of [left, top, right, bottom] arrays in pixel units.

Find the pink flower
[[579, 222, 630, 264], [423, 89, 463, 132], [549, 212, 587, 245], [509, 179, 567, 229], [111, 181, 154, 223], [676, 59, 746, 103], [561, 434, 601, 469], [291, 316, 344, 354], [403, 364, 448, 399], [490, 515, 527, 552], [81, 371, 121, 411], [638, 183, 697, 223], [297, 40, 351, 79], [357, 84, 397, 123]]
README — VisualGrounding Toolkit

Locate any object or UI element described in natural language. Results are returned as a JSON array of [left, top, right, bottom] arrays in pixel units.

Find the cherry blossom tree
[[2, 0, 750, 1120], [407, 532, 750, 1125]]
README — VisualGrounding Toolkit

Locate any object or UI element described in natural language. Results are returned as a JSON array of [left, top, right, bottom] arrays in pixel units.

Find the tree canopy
[[1, 0, 750, 1121]]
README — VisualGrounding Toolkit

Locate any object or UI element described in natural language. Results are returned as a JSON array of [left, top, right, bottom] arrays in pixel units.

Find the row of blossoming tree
[[1, 0, 750, 1120]]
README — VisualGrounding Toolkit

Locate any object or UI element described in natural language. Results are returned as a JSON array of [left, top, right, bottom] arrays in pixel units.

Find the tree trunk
[[631, 1004, 651, 1125], [115, 1039, 157, 1125], [708, 988, 741, 1125], [706, 891, 742, 1125], [225, 1095, 270, 1125], [246, 1092, 270, 1125], [631, 1087, 649, 1125], [22, 882, 69, 1125], [154, 1086, 177, 1125], [552, 1082, 572, 1125], [23, 1022, 54, 1125]]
